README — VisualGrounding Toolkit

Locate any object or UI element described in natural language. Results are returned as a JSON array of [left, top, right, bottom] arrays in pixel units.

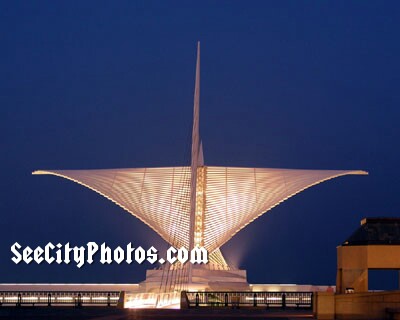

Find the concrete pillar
[[315, 292, 335, 320]]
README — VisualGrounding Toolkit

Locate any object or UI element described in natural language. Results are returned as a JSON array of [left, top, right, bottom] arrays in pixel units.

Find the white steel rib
[[32, 167, 367, 253]]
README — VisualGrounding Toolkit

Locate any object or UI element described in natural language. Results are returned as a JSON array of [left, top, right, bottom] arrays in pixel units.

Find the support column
[[194, 166, 206, 247]]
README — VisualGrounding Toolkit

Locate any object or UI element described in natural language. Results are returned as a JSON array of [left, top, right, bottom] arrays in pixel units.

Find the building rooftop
[[343, 217, 400, 246]]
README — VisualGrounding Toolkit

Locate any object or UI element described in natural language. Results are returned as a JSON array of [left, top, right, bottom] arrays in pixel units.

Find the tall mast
[[188, 42, 201, 283]]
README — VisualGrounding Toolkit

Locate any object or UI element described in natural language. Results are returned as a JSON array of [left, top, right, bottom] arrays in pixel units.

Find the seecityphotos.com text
[[10, 242, 208, 268]]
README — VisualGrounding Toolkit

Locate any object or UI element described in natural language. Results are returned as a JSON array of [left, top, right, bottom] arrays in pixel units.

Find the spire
[[191, 41, 201, 170], [189, 41, 201, 236], [188, 41, 201, 283]]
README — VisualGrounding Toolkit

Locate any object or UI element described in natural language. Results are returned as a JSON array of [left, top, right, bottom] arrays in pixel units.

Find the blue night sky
[[1, 1, 399, 286]]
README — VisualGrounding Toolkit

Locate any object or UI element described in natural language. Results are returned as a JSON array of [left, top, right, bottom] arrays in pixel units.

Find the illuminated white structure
[[33, 43, 367, 288]]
